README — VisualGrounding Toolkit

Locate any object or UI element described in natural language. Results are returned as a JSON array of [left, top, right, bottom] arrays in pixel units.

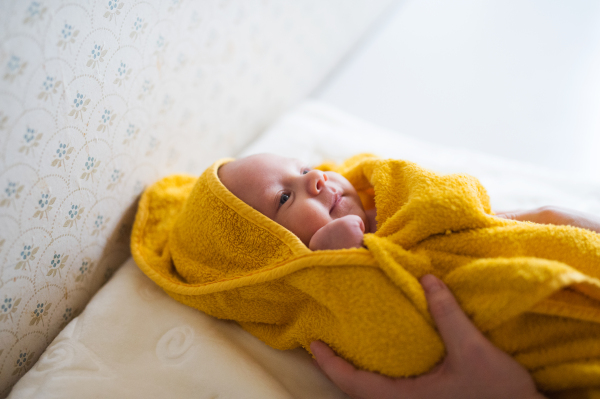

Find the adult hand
[[310, 275, 546, 399], [495, 205, 600, 234]]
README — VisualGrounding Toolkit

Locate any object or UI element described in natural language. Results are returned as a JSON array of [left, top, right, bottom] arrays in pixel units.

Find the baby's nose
[[307, 170, 328, 195]]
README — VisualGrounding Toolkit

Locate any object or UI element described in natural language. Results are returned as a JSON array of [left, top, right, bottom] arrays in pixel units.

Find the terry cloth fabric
[[131, 154, 600, 397]]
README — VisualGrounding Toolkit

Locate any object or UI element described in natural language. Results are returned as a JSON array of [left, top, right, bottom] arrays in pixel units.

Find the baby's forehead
[[237, 154, 304, 172]]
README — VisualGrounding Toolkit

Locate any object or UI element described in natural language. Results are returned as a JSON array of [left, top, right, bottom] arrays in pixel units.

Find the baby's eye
[[279, 193, 290, 206], [302, 168, 310, 175]]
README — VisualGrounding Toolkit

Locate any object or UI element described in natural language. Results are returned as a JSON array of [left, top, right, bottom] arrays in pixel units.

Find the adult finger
[[310, 341, 395, 399], [420, 274, 485, 358]]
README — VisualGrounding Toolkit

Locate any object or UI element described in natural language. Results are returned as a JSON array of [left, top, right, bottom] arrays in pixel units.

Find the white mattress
[[9, 100, 600, 399]]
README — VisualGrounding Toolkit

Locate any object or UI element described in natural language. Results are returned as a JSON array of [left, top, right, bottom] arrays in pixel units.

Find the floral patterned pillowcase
[[0, 0, 392, 395]]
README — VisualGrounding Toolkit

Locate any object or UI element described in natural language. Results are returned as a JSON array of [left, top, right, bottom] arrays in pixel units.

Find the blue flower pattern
[[27, 2, 42, 18], [7, 56, 21, 73], [51, 142, 72, 169], [108, 0, 118, 11], [138, 79, 154, 101], [60, 23, 72, 40], [57, 22, 79, 51], [62, 307, 72, 321], [30, 302, 51, 326], [38, 193, 49, 209], [16, 351, 28, 367], [56, 143, 66, 158], [123, 123, 138, 145], [19, 127, 42, 155], [80, 155, 101, 182], [64, 203, 85, 228], [42, 76, 54, 91], [2, 298, 13, 313], [33, 191, 56, 220], [101, 109, 111, 123], [4, 55, 28, 83], [68, 92, 90, 120], [104, 0, 124, 22], [85, 157, 95, 170], [87, 44, 107, 69], [107, 169, 122, 190], [117, 62, 126, 77], [91, 45, 101, 60], [80, 261, 89, 274], [2, 180, 25, 208], [68, 205, 79, 219], [15, 243, 38, 270], [134, 16, 143, 31], [76, 260, 92, 282], [5, 182, 17, 198], [130, 16, 146, 41], [39, 75, 62, 101], [13, 348, 35, 376], [156, 35, 165, 50], [50, 254, 61, 269], [20, 245, 31, 261], [33, 303, 44, 317], [0, 296, 21, 323], [47, 252, 67, 277], [24, 128, 35, 143]]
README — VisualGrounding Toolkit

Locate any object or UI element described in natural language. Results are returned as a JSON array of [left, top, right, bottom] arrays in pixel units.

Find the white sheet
[[9, 100, 600, 398]]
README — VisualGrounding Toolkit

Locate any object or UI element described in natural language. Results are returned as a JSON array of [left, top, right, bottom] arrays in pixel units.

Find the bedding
[[9, 100, 600, 398]]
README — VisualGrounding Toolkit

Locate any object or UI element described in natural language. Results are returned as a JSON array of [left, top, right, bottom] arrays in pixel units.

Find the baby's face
[[218, 154, 368, 246]]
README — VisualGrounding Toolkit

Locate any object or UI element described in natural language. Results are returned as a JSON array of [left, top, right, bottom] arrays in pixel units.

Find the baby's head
[[218, 153, 368, 246]]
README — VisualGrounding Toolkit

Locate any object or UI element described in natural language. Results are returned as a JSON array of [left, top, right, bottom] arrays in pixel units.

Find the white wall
[[315, 0, 600, 180]]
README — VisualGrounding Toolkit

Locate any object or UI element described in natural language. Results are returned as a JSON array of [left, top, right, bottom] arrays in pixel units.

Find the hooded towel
[[131, 154, 600, 396]]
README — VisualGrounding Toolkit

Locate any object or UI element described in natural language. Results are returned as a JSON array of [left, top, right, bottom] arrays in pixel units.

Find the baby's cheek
[[282, 211, 329, 246]]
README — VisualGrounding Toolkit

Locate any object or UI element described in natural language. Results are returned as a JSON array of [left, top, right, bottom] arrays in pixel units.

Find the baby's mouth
[[330, 192, 342, 214]]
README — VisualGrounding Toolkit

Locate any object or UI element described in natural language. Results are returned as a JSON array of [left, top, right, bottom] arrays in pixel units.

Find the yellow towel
[[131, 154, 600, 397]]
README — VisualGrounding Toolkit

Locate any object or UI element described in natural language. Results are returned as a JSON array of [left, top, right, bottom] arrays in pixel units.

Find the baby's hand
[[309, 215, 365, 251]]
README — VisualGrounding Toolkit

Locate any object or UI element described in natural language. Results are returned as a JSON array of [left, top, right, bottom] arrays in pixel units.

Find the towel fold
[[132, 154, 600, 396]]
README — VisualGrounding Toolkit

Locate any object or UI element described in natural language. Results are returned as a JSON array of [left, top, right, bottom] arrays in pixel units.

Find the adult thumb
[[420, 275, 485, 358]]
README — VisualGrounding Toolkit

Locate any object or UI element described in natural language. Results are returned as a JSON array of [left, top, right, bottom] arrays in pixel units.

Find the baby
[[219, 153, 600, 247], [218, 153, 377, 250]]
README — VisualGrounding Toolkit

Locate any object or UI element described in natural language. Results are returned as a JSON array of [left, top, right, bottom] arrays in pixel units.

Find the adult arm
[[495, 206, 600, 234], [311, 275, 546, 399]]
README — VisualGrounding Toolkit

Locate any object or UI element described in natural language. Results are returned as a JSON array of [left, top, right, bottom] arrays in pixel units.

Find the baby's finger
[[420, 275, 485, 360]]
